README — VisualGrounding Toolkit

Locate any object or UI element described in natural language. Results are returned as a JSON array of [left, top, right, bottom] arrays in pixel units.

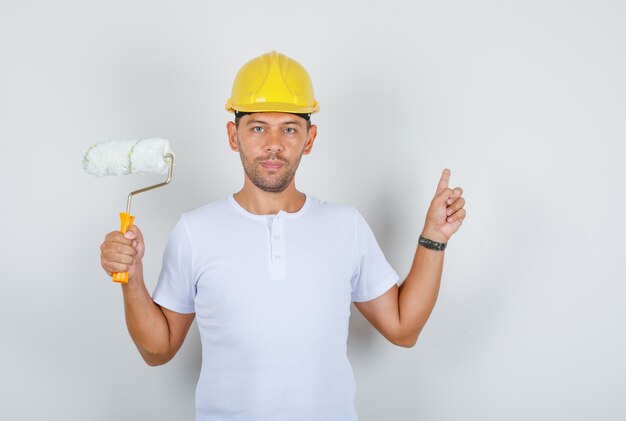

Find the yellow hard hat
[[225, 50, 319, 115]]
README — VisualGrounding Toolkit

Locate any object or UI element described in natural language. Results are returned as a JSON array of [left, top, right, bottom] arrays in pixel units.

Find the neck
[[233, 179, 306, 215]]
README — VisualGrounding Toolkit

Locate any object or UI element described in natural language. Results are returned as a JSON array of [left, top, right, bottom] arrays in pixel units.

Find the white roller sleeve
[[82, 138, 173, 176]]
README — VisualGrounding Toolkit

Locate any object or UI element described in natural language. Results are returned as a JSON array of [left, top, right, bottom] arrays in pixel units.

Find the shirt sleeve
[[350, 210, 399, 302], [152, 216, 196, 314]]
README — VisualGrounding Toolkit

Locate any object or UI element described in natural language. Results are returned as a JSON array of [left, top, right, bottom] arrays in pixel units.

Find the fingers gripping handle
[[112, 212, 135, 284]]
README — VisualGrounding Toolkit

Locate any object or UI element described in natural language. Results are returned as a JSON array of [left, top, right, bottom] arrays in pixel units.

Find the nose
[[264, 130, 282, 154]]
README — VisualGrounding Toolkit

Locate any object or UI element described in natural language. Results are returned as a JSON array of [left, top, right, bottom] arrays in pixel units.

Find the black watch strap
[[418, 235, 447, 251]]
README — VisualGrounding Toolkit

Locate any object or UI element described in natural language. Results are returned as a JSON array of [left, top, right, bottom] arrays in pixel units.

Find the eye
[[252, 126, 264, 133], [284, 127, 296, 134]]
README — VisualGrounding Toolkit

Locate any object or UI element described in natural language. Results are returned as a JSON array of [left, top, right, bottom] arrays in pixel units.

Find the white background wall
[[1, 1, 625, 420]]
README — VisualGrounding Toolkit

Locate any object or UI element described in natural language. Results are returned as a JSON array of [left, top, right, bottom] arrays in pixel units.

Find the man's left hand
[[421, 168, 466, 244]]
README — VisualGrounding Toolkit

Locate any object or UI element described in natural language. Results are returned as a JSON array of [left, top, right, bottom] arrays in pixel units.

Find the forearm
[[359, 169, 464, 349], [121, 266, 172, 365], [397, 238, 444, 344]]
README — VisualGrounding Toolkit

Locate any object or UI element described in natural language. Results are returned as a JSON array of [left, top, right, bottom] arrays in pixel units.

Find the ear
[[227, 121, 239, 152], [302, 124, 317, 155]]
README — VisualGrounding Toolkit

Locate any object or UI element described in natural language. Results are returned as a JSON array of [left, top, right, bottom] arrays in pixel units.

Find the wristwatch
[[418, 235, 447, 251]]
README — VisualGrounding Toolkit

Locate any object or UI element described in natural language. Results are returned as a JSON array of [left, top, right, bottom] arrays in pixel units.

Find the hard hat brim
[[225, 100, 319, 115]]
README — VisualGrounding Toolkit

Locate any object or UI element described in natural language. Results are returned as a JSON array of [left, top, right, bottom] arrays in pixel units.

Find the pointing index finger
[[436, 168, 451, 194]]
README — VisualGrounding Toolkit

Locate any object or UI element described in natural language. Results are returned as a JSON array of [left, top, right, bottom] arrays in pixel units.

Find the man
[[100, 50, 466, 420]]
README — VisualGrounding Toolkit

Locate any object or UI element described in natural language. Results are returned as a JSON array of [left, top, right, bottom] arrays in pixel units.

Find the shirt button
[[274, 255, 281, 260], [274, 235, 281, 240]]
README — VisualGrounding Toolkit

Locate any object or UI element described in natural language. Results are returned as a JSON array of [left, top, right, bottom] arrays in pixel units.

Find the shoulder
[[309, 197, 382, 242], [307, 196, 359, 219], [178, 196, 235, 228], [306, 196, 363, 232]]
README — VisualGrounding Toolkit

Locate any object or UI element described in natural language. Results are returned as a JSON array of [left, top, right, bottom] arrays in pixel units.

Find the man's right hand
[[100, 225, 145, 282]]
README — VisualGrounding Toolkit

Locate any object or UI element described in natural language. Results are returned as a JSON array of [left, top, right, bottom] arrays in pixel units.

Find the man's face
[[227, 112, 317, 193]]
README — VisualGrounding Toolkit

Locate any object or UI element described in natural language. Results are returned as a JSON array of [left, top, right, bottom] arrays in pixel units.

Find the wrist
[[420, 229, 448, 244], [418, 235, 447, 251], [124, 264, 145, 288]]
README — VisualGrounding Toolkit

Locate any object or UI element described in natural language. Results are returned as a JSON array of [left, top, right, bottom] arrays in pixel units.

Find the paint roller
[[82, 138, 174, 284]]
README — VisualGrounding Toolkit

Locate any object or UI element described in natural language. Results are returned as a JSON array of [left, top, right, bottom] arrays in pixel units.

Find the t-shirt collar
[[228, 194, 313, 221]]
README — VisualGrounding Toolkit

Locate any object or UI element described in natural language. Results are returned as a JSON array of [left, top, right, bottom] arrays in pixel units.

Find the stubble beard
[[238, 140, 304, 193]]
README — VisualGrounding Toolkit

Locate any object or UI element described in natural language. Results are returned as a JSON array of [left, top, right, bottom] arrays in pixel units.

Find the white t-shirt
[[153, 195, 399, 421]]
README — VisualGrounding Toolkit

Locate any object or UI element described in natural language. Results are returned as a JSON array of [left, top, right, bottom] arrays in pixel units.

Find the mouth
[[260, 160, 285, 169]]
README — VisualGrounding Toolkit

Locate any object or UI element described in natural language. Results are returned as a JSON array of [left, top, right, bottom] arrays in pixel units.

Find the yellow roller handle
[[112, 212, 136, 284]]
